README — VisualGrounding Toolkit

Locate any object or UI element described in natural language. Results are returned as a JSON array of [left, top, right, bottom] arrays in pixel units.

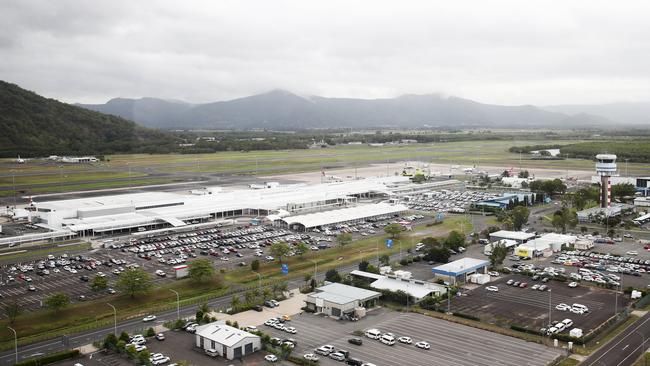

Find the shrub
[[146, 327, 155, 337], [15, 350, 80, 366], [453, 312, 480, 321]]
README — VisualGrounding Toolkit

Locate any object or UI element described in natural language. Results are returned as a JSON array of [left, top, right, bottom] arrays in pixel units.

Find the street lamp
[[548, 289, 552, 327], [309, 260, 318, 282], [7, 326, 17, 364], [170, 289, 180, 320], [10, 169, 16, 209], [107, 303, 117, 336]]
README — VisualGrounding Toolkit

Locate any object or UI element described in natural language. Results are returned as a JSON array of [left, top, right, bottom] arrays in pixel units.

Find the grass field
[[3, 138, 650, 197], [0, 242, 89, 263]]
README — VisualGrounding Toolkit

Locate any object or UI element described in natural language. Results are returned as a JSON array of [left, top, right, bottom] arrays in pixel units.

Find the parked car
[[486, 286, 499, 292], [264, 354, 278, 362], [348, 337, 363, 346], [415, 341, 430, 350], [155, 333, 165, 341]]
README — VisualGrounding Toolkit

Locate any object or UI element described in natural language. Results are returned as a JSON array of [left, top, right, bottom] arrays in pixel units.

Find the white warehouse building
[[195, 321, 261, 360]]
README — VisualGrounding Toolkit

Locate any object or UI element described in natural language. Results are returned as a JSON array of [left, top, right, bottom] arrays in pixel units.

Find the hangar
[[195, 321, 261, 360]]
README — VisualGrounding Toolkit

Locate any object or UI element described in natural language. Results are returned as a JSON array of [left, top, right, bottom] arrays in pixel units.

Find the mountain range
[[0, 81, 178, 157], [78, 90, 641, 130]]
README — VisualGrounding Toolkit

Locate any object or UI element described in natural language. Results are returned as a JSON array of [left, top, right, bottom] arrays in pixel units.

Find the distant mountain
[[543, 102, 650, 126], [0, 81, 179, 157], [78, 90, 612, 130]]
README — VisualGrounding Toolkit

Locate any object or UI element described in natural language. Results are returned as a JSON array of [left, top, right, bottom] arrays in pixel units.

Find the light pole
[[7, 326, 17, 364], [10, 169, 16, 208], [170, 289, 180, 320], [548, 289, 552, 327], [107, 303, 117, 336], [309, 260, 318, 282]]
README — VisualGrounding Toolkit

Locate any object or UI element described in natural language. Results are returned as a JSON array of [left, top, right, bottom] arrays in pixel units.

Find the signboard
[[281, 263, 289, 275], [515, 248, 531, 258], [386, 239, 393, 248]]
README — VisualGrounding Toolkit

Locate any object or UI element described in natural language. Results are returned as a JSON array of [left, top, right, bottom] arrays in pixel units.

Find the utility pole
[[11, 170, 16, 208], [548, 289, 552, 327]]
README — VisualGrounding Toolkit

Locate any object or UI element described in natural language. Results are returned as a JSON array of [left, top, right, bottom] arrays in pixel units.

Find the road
[[0, 258, 374, 365], [581, 311, 650, 366]]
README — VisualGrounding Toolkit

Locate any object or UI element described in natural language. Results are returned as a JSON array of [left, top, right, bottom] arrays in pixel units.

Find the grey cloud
[[1, 0, 649, 105]]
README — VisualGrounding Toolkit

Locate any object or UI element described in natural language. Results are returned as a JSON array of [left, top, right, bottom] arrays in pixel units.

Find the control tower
[[595, 154, 617, 208]]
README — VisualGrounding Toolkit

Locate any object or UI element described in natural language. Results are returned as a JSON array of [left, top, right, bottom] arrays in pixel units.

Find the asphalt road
[[581, 311, 650, 366]]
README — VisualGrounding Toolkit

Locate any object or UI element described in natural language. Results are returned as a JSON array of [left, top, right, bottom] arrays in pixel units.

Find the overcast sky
[[1, 0, 649, 105]]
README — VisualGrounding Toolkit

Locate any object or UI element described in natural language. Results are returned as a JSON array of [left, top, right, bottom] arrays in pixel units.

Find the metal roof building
[[304, 282, 381, 318], [431, 257, 489, 285], [489, 230, 536, 243], [195, 321, 261, 360], [277, 202, 408, 231]]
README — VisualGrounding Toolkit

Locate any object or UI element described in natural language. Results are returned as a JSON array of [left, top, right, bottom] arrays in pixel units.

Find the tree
[[137, 349, 151, 365], [518, 170, 530, 178], [612, 183, 636, 202], [325, 269, 342, 283], [270, 242, 291, 264], [119, 331, 130, 343], [116, 267, 153, 298], [570, 186, 600, 210], [384, 223, 404, 238], [295, 242, 309, 256], [510, 206, 530, 231], [146, 327, 156, 337], [103, 333, 118, 350], [188, 259, 215, 283], [358, 260, 370, 272], [231, 295, 241, 309], [489, 242, 508, 269], [424, 247, 451, 263], [244, 290, 256, 305], [379, 254, 390, 266], [5, 301, 21, 324], [529, 179, 567, 196], [251, 259, 260, 271], [303, 273, 312, 284], [607, 228, 616, 239], [198, 302, 210, 315], [336, 232, 353, 248], [411, 173, 426, 183], [444, 231, 465, 250], [91, 275, 108, 292], [551, 207, 578, 234], [44, 293, 70, 312]]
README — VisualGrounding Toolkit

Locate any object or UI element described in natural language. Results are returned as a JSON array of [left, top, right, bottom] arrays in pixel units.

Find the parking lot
[[0, 214, 428, 313], [451, 274, 628, 335], [406, 190, 498, 213], [262, 309, 560, 366]]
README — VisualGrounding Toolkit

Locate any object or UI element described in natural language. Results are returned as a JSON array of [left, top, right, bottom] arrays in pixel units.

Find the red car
[[519, 282, 528, 288]]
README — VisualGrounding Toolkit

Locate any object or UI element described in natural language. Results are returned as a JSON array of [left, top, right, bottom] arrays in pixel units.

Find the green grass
[[0, 178, 180, 197], [0, 242, 89, 263], [0, 171, 146, 186], [556, 357, 580, 366], [633, 352, 650, 366]]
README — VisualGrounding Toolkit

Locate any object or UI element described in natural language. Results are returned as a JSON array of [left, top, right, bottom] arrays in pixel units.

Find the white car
[[284, 326, 297, 334], [568, 282, 578, 288], [152, 356, 170, 365], [570, 307, 586, 315], [265, 256, 275, 261], [556, 303, 570, 311], [486, 286, 499, 292], [488, 271, 500, 277], [264, 354, 278, 362], [398, 336, 412, 344], [304, 353, 320, 362], [329, 352, 346, 361], [134, 344, 147, 352], [415, 341, 430, 350], [626, 251, 638, 256], [143, 315, 157, 322]]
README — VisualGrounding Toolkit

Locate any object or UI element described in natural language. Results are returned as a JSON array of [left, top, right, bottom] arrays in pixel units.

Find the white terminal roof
[[195, 321, 259, 347], [310, 283, 381, 305], [518, 239, 551, 251], [489, 230, 536, 241], [280, 202, 408, 228], [537, 233, 577, 244], [34, 176, 410, 232]]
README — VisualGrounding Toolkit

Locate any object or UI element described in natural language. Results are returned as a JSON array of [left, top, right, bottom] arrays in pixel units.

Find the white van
[[380, 334, 396, 346], [562, 319, 574, 328], [546, 326, 558, 336], [204, 348, 219, 357], [572, 304, 589, 313], [365, 329, 381, 340]]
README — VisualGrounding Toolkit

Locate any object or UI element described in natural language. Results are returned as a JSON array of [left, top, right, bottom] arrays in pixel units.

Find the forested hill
[[0, 81, 179, 157]]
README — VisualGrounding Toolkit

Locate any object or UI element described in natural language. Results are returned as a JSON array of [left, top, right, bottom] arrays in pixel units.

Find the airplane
[[15, 155, 25, 164]]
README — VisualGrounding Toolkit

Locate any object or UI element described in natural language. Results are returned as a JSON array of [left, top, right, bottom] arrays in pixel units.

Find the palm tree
[[198, 302, 210, 315], [271, 283, 281, 298], [231, 295, 240, 309], [262, 288, 272, 300], [244, 290, 256, 305]]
